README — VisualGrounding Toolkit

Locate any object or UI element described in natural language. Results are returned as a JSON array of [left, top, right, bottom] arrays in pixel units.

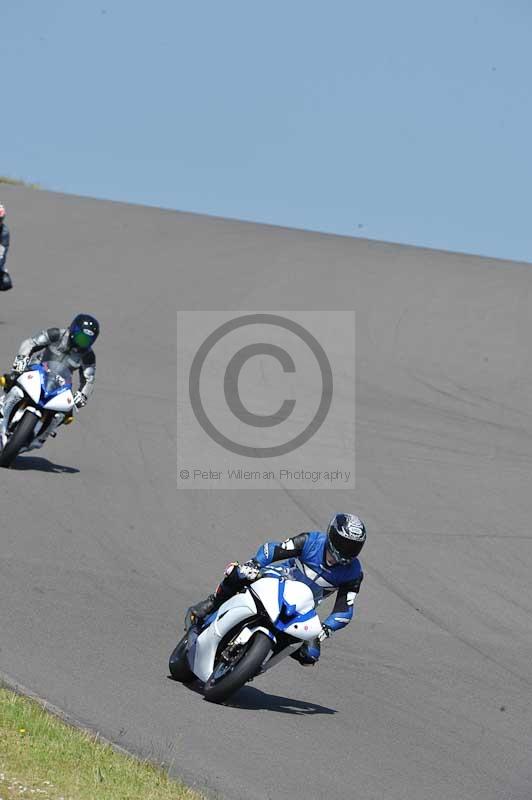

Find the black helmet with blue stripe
[[326, 513, 366, 565]]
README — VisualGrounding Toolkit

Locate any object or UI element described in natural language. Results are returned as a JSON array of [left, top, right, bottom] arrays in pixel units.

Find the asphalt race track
[[1, 185, 531, 800]]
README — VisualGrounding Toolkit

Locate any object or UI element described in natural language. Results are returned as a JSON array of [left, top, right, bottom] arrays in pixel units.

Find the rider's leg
[[0, 373, 18, 417], [28, 412, 66, 450], [39, 412, 65, 443], [44, 412, 67, 439], [0, 387, 22, 430], [187, 562, 244, 623]]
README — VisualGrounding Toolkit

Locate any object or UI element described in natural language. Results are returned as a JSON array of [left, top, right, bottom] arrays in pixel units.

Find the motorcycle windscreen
[[40, 361, 73, 396], [39, 361, 75, 412]]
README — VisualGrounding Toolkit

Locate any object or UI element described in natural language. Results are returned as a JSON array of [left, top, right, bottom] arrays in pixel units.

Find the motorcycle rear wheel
[[204, 631, 272, 704], [0, 411, 38, 468]]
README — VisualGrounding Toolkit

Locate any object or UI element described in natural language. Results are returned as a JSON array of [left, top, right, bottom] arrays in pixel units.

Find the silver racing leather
[[17, 328, 96, 403]]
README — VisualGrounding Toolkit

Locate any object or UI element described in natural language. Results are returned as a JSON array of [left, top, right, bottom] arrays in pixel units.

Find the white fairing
[[17, 372, 41, 404], [191, 591, 258, 682], [282, 579, 315, 614], [189, 576, 322, 684], [16, 372, 74, 412], [282, 612, 322, 640], [43, 392, 74, 412], [251, 577, 321, 640], [250, 577, 284, 621]]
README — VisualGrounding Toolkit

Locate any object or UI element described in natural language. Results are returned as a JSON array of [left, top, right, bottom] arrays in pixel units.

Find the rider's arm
[[253, 533, 309, 568], [77, 351, 96, 402], [220, 533, 310, 598], [17, 328, 61, 358], [0, 225, 10, 271], [323, 572, 364, 633]]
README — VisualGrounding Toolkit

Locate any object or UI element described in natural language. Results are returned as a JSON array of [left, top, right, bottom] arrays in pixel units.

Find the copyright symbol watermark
[[189, 314, 333, 457], [177, 311, 355, 490]]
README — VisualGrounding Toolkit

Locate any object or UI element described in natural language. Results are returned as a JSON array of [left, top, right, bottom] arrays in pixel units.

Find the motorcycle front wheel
[[0, 411, 38, 468], [204, 631, 272, 704]]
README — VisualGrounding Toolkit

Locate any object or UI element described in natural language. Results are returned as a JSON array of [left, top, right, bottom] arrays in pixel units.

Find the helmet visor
[[71, 330, 93, 350], [326, 537, 355, 566]]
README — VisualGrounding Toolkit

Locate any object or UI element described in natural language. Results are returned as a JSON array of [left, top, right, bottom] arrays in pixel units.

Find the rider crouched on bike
[[188, 513, 366, 666], [0, 314, 99, 449]]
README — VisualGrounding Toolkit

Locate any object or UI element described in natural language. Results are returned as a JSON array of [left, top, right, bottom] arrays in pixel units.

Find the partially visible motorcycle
[[169, 566, 323, 703], [0, 360, 75, 467], [0, 271, 13, 291]]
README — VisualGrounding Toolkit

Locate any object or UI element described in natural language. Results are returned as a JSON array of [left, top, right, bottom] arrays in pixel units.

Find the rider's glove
[[12, 355, 29, 374], [221, 559, 260, 593], [317, 624, 332, 643], [73, 391, 87, 409], [237, 560, 260, 582]]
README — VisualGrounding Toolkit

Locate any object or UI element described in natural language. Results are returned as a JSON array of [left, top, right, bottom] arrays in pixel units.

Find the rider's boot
[[186, 593, 218, 626], [185, 561, 255, 627], [185, 568, 242, 626], [291, 638, 321, 666]]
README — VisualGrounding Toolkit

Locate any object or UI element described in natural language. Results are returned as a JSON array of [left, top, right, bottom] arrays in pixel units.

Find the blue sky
[[3, 0, 532, 262]]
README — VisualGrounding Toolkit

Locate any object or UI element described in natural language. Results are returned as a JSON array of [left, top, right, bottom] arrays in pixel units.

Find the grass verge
[[0, 176, 39, 189], [0, 687, 201, 800]]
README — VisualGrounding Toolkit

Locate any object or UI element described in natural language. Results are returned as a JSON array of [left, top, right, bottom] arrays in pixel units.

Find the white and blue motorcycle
[[0, 360, 75, 467], [169, 567, 323, 703]]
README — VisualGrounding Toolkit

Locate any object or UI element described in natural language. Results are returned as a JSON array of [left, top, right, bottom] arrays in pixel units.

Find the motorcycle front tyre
[[0, 411, 38, 468], [203, 631, 272, 704]]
